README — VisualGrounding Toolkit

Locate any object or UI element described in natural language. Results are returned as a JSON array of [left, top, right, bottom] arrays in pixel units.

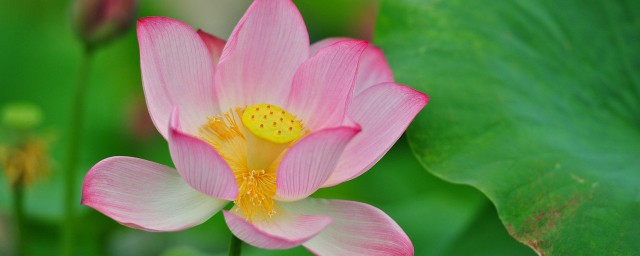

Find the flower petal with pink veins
[[223, 209, 332, 249], [82, 156, 228, 232], [138, 17, 219, 138], [197, 30, 226, 66], [287, 40, 368, 131], [275, 126, 360, 202], [215, 0, 309, 110], [310, 38, 394, 96], [323, 83, 428, 187], [282, 198, 414, 256], [167, 108, 238, 200], [309, 38, 346, 57]]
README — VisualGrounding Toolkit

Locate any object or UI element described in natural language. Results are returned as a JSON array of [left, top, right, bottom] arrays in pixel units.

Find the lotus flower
[[82, 0, 427, 254]]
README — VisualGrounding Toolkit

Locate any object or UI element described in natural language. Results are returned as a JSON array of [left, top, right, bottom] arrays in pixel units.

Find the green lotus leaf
[[376, 0, 640, 255]]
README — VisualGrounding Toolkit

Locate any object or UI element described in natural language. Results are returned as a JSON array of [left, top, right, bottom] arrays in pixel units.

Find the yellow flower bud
[[0, 136, 51, 187]]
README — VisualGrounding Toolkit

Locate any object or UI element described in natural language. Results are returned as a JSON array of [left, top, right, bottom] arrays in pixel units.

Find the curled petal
[[223, 209, 332, 249], [282, 198, 414, 256], [168, 108, 238, 200], [82, 156, 227, 232], [138, 17, 219, 138], [276, 126, 360, 201], [324, 83, 428, 187]]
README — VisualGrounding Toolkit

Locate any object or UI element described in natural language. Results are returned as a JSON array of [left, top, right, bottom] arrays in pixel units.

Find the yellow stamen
[[234, 169, 277, 221], [241, 103, 303, 144], [198, 105, 304, 222], [198, 108, 247, 171]]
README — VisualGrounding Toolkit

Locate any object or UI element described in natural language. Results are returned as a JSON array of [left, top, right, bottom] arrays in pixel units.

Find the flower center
[[198, 103, 303, 222], [241, 103, 303, 144]]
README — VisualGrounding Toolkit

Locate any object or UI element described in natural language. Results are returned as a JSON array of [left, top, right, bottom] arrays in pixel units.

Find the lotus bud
[[71, 0, 137, 47]]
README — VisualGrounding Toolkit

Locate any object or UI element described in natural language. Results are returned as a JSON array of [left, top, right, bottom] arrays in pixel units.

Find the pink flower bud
[[72, 0, 137, 46]]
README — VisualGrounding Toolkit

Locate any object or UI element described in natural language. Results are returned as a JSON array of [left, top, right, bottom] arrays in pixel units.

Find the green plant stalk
[[61, 46, 94, 256], [13, 173, 25, 256], [228, 234, 242, 256]]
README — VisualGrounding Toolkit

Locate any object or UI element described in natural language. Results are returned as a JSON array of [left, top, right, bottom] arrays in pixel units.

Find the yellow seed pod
[[241, 103, 302, 144]]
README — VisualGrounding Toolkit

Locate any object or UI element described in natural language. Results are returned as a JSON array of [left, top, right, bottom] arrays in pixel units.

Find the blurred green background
[[0, 0, 541, 255]]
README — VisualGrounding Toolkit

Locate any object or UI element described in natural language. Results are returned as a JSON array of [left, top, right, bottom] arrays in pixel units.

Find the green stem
[[61, 45, 94, 256], [13, 174, 25, 256], [228, 234, 242, 256]]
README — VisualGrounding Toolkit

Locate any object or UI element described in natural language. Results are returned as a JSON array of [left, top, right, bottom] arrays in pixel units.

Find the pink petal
[[215, 0, 309, 110], [168, 108, 238, 200], [138, 17, 219, 138], [282, 198, 413, 256], [82, 156, 228, 232], [197, 29, 226, 66], [275, 126, 360, 201], [323, 83, 428, 187], [309, 38, 347, 57], [353, 45, 394, 95], [223, 209, 332, 249], [287, 40, 368, 131], [311, 38, 395, 95]]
